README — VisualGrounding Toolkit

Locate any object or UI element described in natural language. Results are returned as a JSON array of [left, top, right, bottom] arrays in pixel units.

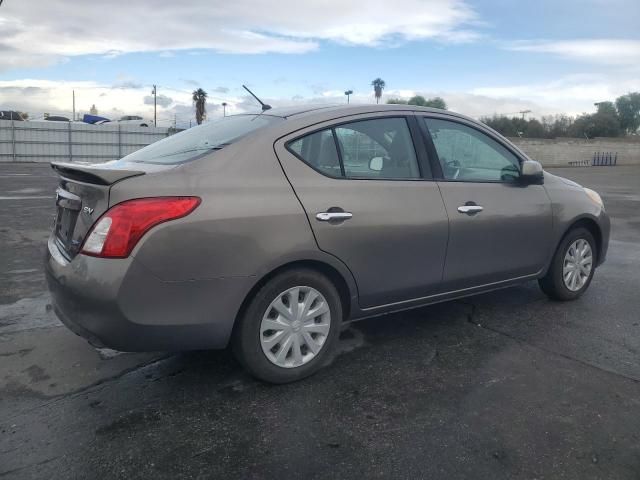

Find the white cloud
[[0, 0, 479, 71], [3, 71, 638, 128], [0, 79, 251, 127], [506, 39, 640, 66], [470, 74, 640, 115], [144, 94, 173, 108]]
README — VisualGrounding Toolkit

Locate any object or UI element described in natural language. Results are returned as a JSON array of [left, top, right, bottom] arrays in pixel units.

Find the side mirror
[[369, 156, 384, 172], [521, 160, 544, 184]]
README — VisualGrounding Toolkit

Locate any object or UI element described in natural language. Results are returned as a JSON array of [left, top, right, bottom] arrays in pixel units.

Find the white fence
[[0, 120, 171, 163]]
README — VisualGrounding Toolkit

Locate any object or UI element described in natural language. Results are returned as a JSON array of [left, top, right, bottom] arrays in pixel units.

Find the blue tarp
[[82, 114, 110, 124]]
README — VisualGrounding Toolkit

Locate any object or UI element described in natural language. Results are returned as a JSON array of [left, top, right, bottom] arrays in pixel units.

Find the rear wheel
[[539, 227, 597, 301], [232, 269, 342, 383]]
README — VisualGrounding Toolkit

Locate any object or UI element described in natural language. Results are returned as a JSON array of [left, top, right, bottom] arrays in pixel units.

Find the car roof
[[250, 103, 477, 124], [235, 104, 481, 138]]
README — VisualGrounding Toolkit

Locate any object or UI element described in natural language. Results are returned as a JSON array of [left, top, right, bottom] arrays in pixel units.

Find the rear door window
[[287, 117, 421, 180], [335, 118, 420, 179]]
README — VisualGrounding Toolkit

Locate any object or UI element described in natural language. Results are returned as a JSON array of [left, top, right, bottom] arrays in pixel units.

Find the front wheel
[[539, 227, 597, 301], [232, 269, 342, 383]]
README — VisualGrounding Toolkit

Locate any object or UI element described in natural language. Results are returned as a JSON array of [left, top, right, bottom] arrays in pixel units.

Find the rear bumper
[[45, 236, 253, 352]]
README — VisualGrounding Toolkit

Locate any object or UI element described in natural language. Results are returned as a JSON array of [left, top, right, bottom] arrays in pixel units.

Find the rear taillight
[[81, 197, 201, 258]]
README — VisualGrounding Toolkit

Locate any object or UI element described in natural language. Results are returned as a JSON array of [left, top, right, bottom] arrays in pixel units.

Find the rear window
[[120, 114, 282, 164]]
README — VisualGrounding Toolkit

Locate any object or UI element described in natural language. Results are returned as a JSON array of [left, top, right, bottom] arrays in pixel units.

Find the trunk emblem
[[83, 206, 95, 215]]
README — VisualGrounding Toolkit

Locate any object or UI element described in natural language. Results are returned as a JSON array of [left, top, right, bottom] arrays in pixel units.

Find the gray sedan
[[45, 105, 610, 383]]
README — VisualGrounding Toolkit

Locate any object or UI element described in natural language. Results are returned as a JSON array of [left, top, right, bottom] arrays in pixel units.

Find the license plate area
[[54, 188, 82, 253]]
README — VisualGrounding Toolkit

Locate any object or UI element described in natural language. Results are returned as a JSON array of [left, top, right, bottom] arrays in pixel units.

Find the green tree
[[423, 96, 447, 110], [541, 115, 573, 138], [481, 115, 522, 137], [407, 95, 428, 106], [482, 115, 556, 138], [525, 118, 545, 138], [192, 88, 208, 125], [596, 101, 617, 116], [615, 92, 640, 134], [371, 78, 386, 104], [387, 95, 447, 109], [569, 111, 621, 138]]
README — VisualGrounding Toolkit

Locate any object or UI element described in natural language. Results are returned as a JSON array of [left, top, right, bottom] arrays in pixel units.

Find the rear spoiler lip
[[51, 161, 145, 185]]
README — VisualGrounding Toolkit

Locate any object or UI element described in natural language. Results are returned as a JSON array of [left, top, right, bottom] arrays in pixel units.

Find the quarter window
[[424, 118, 520, 182], [287, 129, 341, 177], [287, 117, 421, 180]]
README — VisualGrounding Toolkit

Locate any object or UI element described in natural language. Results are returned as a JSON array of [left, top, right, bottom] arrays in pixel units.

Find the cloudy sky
[[1, 0, 639, 127]]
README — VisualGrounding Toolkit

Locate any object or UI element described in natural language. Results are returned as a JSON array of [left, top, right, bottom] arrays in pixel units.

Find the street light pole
[[222, 102, 227, 117], [151, 85, 157, 127]]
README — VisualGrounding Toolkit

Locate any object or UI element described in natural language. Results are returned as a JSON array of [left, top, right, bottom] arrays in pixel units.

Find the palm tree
[[192, 88, 208, 125], [371, 78, 386, 104]]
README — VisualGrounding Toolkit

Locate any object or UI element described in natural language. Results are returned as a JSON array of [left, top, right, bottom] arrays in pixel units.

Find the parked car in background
[[45, 105, 610, 383], [118, 115, 152, 127], [0, 110, 26, 121], [44, 115, 71, 122]]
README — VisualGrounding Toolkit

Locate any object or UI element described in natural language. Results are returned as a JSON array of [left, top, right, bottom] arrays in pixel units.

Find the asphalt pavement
[[1, 163, 639, 479]]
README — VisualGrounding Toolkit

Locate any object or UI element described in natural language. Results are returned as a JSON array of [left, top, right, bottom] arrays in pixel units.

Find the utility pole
[[222, 102, 227, 117], [72, 90, 76, 121], [151, 85, 157, 127], [345, 90, 353, 104], [519, 109, 531, 119]]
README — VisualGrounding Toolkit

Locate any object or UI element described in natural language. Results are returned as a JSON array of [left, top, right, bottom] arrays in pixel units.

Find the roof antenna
[[242, 85, 272, 111]]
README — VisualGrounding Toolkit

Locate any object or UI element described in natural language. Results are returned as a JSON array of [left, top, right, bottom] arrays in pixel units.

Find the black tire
[[232, 268, 342, 384], [539, 227, 597, 301]]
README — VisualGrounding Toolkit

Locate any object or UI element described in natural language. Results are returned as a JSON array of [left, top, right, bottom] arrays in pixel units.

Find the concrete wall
[[509, 136, 640, 167], [0, 120, 170, 163]]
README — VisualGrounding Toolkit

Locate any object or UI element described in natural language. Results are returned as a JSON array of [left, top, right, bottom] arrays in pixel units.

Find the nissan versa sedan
[[45, 105, 610, 383]]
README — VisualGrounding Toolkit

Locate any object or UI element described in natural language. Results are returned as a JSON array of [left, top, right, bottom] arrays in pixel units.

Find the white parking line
[[0, 196, 53, 200]]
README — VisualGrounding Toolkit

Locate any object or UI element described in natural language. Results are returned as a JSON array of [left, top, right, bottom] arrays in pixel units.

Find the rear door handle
[[457, 205, 483, 215], [316, 212, 353, 222]]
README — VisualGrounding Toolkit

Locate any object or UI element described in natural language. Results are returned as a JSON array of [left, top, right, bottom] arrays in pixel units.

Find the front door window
[[424, 118, 520, 182]]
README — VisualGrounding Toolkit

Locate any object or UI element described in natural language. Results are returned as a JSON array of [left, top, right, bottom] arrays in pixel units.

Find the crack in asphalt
[[461, 301, 640, 385], [0, 455, 64, 478]]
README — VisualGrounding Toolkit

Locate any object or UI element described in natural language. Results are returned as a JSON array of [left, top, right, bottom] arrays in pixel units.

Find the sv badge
[[83, 206, 94, 215]]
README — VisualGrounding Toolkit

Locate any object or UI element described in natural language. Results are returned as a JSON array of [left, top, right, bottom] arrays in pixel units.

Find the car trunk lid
[[50, 161, 167, 259]]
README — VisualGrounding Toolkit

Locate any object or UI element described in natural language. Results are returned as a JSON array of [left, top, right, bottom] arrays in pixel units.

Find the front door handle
[[316, 211, 353, 222], [457, 205, 483, 215]]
